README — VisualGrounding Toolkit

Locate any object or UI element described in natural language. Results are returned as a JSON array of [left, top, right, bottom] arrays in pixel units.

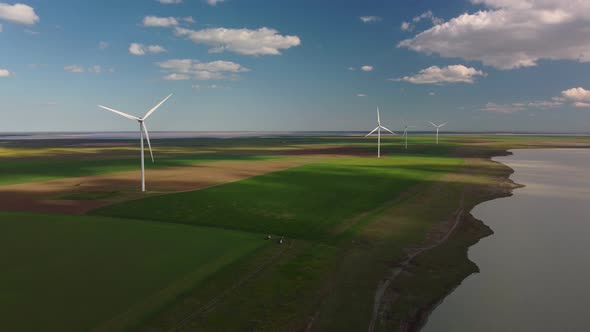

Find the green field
[[94, 155, 462, 240], [0, 211, 266, 332], [2, 135, 590, 331], [0, 153, 278, 186]]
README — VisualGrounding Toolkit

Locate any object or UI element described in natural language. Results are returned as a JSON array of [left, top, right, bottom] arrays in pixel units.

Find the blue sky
[[1, 0, 590, 132]]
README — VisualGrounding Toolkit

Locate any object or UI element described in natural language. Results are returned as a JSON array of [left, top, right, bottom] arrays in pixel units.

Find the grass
[[93, 155, 462, 241], [0, 153, 279, 186], [3, 135, 590, 331], [0, 211, 267, 332]]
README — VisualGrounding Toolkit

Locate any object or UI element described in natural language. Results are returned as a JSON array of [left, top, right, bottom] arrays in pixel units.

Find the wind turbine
[[401, 120, 416, 150], [429, 122, 447, 144], [98, 94, 172, 192], [365, 107, 395, 158]]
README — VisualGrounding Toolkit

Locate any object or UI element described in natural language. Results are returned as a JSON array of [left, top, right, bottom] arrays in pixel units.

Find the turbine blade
[[98, 105, 139, 120], [380, 126, 396, 135], [365, 126, 379, 137], [143, 93, 173, 120], [142, 122, 154, 162], [377, 107, 380, 125], [429, 121, 437, 127], [440, 123, 447, 127]]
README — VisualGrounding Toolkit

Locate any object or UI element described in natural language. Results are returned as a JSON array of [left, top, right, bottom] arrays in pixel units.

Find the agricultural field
[[1, 134, 589, 332]]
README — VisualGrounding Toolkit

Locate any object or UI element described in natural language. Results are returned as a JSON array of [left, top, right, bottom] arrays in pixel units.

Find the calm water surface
[[423, 149, 590, 332]]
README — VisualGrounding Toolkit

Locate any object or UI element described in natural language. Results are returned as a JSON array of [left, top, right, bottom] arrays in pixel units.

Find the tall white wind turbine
[[98, 94, 172, 192], [429, 121, 447, 144], [402, 120, 416, 150], [365, 107, 395, 158]]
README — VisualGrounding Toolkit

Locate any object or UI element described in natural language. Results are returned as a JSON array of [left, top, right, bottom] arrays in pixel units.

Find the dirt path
[[367, 193, 466, 332], [0, 157, 328, 214]]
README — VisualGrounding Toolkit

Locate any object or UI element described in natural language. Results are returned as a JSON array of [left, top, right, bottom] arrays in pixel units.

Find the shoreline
[[371, 147, 523, 332]]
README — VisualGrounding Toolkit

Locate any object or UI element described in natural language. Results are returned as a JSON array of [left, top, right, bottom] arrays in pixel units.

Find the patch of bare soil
[[0, 157, 328, 214]]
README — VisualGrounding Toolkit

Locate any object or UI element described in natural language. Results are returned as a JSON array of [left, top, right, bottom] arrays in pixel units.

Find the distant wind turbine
[[365, 107, 395, 158], [429, 121, 447, 144], [402, 120, 416, 150], [98, 94, 172, 192]]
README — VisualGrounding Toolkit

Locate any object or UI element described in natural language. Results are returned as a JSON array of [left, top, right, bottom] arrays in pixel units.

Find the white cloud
[[527, 100, 563, 108], [482, 96, 565, 113], [0, 68, 12, 77], [394, 65, 486, 84], [360, 16, 381, 23], [401, 11, 443, 31], [399, 1, 590, 70], [174, 27, 301, 55], [64, 65, 112, 74], [129, 43, 167, 55], [207, 0, 224, 6], [481, 102, 527, 114], [561, 87, 590, 107], [0, 3, 39, 25], [361, 65, 373, 72], [142, 16, 179, 27], [64, 65, 85, 73], [88, 65, 103, 74], [193, 84, 222, 90], [157, 59, 249, 81], [163, 73, 190, 81], [357, 93, 367, 97], [429, 92, 436, 96], [182, 16, 195, 24], [157, 0, 182, 4], [561, 87, 590, 102], [98, 41, 109, 49]]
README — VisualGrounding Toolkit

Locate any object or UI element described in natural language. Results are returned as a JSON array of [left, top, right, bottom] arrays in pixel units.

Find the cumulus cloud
[[561, 87, 590, 107], [207, 0, 224, 5], [157, 59, 249, 80], [0, 3, 39, 25], [562, 87, 590, 102], [357, 93, 367, 97], [361, 65, 373, 72], [129, 43, 167, 55], [174, 27, 301, 55], [142, 16, 179, 27], [401, 10, 443, 31], [394, 65, 486, 84], [399, 1, 590, 70], [360, 16, 381, 23], [157, 0, 182, 3], [0, 68, 12, 77]]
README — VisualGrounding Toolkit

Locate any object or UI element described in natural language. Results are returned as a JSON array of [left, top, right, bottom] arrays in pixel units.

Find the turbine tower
[[429, 122, 447, 145], [402, 120, 416, 150], [98, 94, 172, 192], [365, 107, 395, 158]]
